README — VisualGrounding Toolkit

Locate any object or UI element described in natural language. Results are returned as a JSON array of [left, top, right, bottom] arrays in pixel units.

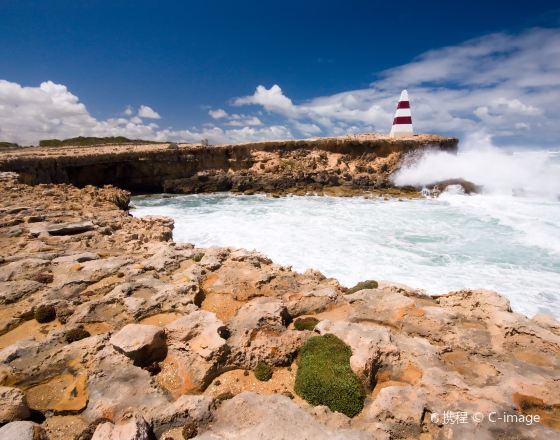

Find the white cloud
[[233, 28, 560, 146], [2, 27, 559, 147], [137, 105, 161, 119], [209, 108, 228, 119], [0, 79, 291, 145], [234, 84, 298, 117]]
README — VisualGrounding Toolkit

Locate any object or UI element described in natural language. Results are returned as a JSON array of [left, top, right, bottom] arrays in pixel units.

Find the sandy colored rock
[[194, 392, 369, 440], [109, 323, 167, 366], [0, 171, 558, 439], [0, 385, 30, 423], [0, 421, 48, 440], [91, 411, 150, 440]]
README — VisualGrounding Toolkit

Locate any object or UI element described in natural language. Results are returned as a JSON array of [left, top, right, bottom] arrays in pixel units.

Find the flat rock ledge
[[0, 171, 558, 440]]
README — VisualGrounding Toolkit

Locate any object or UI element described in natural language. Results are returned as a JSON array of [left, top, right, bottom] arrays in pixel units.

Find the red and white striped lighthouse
[[389, 89, 413, 137]]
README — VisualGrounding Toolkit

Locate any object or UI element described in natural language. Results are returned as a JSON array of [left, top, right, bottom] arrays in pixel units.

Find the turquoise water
[[132, 190, 560, 319]]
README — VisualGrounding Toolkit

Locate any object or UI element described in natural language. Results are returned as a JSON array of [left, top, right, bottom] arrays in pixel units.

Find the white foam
[[393, 145, 560, 200], [132, 192, 560, 319]]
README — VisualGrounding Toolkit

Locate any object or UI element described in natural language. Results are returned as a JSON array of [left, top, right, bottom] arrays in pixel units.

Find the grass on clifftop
[[38, 136, 161, 147], [294, 334, 365, 417]]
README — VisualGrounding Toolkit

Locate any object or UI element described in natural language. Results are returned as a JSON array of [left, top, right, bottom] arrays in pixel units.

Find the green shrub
[[192, 252, 204, 262], [294, 334, 365, 417], [34, 304, 56, 323], [294, 317, 319, 331], [254, 362, 273, 381], [65, 328, 91, 343], [345, 280, 378, 294]]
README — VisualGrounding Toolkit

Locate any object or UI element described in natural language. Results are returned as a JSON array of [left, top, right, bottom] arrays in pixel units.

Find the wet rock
[[0, 386, 30, 423], [109, 324, 167, 367]]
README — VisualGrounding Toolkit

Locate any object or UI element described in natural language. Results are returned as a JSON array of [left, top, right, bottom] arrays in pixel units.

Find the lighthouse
[[389, 90, 413, 137]]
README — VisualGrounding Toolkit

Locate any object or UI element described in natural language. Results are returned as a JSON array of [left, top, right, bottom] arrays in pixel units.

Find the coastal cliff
[[0, 134, 457, 195], [0, 172, 558, 439]]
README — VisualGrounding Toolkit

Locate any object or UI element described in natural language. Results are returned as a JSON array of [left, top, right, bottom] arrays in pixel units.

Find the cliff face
[[0, 134, 458, 194], [0, 173, 558, 440]]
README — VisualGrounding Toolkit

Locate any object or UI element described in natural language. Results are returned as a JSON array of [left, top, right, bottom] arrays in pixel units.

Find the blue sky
[[1, 0, 560, 146]]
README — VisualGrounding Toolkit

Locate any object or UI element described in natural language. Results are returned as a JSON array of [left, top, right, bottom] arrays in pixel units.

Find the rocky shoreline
[[0, 160, 559, 439]]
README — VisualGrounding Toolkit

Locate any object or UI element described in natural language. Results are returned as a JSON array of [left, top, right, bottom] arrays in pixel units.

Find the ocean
[[131, 147, 560, 319]]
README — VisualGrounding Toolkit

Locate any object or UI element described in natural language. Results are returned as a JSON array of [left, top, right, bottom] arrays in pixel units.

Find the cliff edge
[[0, 134, 457, 195]]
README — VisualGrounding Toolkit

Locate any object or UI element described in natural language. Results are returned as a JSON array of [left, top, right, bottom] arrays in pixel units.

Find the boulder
[[109, 324, 167, 366], [158, 311, 230, 393], [315, 320, 396, 384], [91, 411, 150, 440], [0, 421, 48, 440], [165, 311, 228, 360], [227, 297, 306, 367], [0, 386, 30, 423]]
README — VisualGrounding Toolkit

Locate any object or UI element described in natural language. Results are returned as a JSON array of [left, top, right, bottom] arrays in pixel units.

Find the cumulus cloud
[[137, 105, 161, 119], [2, 27, 559, 147], [0, 79, 293, 145], [209, 108, 228, 119], [233, 27, 560, 146]]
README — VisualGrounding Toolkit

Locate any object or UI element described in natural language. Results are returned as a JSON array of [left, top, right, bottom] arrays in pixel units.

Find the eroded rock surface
[[0, 172, 558, 440]]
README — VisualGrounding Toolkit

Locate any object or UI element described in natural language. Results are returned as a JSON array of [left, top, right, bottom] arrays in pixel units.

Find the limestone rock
[[195, 392, 369, 439], [148, 394, 214, 437], [91, 411, 150, 440], [0, 386, 30, 423], [29, 220, 94, 236], [165, 310, 228, 360], [0, 421, 48, 440], [109, 324, 167, 366], [159, 311, 229, 393]]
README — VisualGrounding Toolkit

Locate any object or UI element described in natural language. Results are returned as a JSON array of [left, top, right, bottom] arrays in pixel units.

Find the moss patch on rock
[[345, 280, 378, 294], [294, 334, 365, 417], [294, 316, 319, 331], [254, 362, 273, 381]]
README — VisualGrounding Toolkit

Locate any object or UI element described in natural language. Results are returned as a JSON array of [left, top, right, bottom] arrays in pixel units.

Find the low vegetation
[[0, 141, 20, 149], [345, 279, 378, 294], [294, 334, 365, 417], [294, 316, 319, 331], [254, 362, 273, 381], [65, 327, 91, 343], [34, 304, 57, 323], [192, 252, 205, 262], [38, 136, 160, 147]]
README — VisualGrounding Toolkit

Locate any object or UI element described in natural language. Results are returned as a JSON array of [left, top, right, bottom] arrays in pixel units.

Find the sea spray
[[393, 144, 560, 200], [132, 192, 560, 319]]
